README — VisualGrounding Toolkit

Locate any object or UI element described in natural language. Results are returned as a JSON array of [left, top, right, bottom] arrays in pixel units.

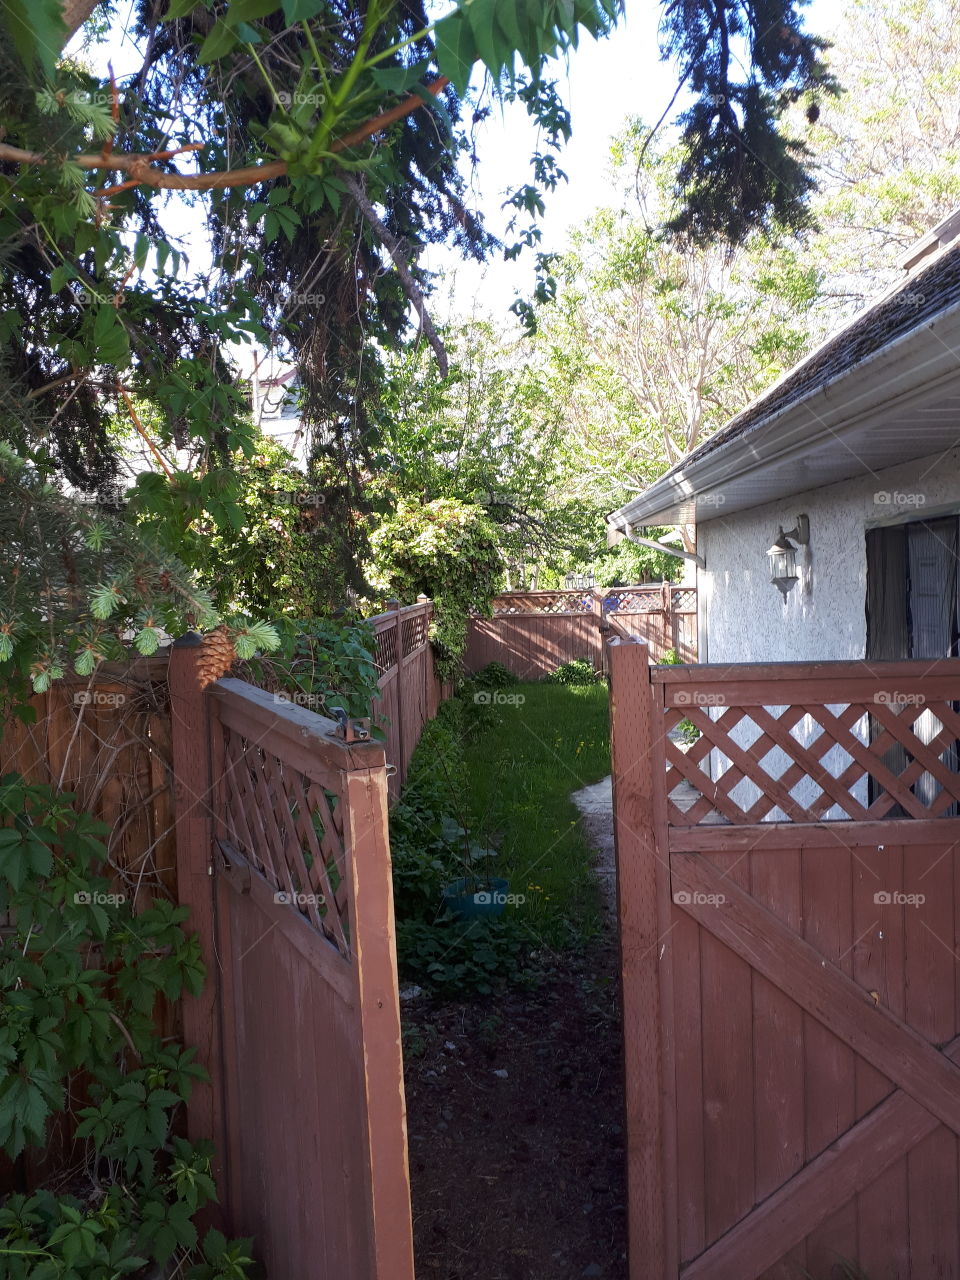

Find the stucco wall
[[697, 446, 960, 665]]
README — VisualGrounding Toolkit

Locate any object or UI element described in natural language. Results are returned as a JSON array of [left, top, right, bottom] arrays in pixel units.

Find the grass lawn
[[458, 681, 611, 947]]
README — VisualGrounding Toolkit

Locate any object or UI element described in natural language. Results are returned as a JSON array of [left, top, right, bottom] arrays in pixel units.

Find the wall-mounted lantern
[[565, 570, 596, 590], [766, 514, 810, 599]]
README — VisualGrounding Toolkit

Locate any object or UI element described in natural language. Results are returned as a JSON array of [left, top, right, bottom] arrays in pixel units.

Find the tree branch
[[342, 173, 448, 375], [0, 77, 450, 193]]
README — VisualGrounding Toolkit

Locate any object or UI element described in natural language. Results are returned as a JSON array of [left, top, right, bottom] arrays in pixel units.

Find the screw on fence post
[[168, 632, 226, 1223]]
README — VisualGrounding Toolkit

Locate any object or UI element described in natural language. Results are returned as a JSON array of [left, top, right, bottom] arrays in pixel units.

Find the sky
[[75, 0, 839, 325]]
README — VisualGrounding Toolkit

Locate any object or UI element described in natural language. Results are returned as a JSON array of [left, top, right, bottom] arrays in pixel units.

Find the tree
[[370, 322, 599, 586], [541, 122, 818, 534], [802, 0, 960, 309]]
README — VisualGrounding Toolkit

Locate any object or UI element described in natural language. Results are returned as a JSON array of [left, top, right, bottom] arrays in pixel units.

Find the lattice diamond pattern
[[401, 613, 427, 655], [664, 697, 960, 825], [220, 726, 351, 956]]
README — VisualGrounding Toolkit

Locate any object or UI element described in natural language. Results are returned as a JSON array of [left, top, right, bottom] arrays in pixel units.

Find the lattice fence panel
[[612, 591, 664, 613], [374, 626, 398, 676], [664, 697, 960, 826], [220, 725, 351, 955], [671, 588, 697, 612], [491, 592, 593, 615], [401, 612, 427, 655]]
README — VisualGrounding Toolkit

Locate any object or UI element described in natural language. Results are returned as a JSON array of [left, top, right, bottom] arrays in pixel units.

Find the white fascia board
[[611, 299, 960, 530]]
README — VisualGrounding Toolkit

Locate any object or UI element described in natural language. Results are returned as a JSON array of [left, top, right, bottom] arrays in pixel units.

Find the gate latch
[[329, 706, 372, 743]]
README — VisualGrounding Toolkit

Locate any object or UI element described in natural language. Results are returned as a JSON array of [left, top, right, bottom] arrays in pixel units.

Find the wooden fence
[[1, 604, 437, 1260], [466, 584, 696, 679], [369, 596, 443, 796], [169, 640, 414, 1279], [609, 640, 960, 1280]]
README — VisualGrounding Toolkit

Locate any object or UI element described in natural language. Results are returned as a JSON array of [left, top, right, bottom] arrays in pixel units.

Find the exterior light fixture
[[584, 570, 596, 589], [766, 514, 810, 600]]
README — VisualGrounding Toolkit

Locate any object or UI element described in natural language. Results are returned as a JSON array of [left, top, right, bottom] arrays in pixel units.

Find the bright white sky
[[77, 0, 838, 324]]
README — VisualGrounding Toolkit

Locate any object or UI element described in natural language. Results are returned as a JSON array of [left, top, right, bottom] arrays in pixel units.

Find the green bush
[[388, 704, 536, 997], [0, 775, 253, 1280], [367, 500, 503, 681], [546, 658, 602, 685], [469, 661, 518, 688]]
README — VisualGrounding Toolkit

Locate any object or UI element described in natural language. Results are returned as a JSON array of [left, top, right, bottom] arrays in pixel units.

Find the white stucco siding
[[696, 445, 960, 666], [693, 446, 960, 818]]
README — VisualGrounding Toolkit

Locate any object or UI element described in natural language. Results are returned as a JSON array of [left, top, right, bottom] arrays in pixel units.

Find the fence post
[[168, 634, 226, 1213], [387, 599, 404, 778], [608, 638, 676, 1279]]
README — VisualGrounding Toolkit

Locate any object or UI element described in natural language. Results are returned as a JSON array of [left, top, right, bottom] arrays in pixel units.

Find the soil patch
[[402, 937, 627, 1280]]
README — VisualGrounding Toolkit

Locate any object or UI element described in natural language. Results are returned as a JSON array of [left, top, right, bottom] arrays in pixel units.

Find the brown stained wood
[[652, 657, 960, 687], [700, 850, 755, 1246], [217, 841, 354, 1004], [903, 842, 959, 1279], [168, 638, 226, 1213], [668, 819, 960, 852], [609, 639, 673, 1279], [681, 1034, 960, 1280], [800, 844, 859, 1274], [671, 854, 960, 1139], [342, 768, 416, 1280], [465, 587, 697, 676], [673, 906, 705, 1264], [749, 848, 805, 1222], [213, 679, 382, 780]]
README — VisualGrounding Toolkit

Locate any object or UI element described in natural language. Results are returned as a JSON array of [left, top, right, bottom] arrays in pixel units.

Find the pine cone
[[197, 626, 237, 688]]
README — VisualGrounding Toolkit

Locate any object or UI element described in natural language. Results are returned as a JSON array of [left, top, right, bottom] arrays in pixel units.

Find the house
[[607, 207, 960, 670]]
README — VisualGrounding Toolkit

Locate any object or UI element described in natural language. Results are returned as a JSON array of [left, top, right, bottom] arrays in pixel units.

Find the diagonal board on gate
[[671, 851, 960, 1278]]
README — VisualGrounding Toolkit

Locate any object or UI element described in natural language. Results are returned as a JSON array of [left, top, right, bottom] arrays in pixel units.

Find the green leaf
[[281, 0, 326, 21], [227, 0, 279, 20], [50, 263, 77, 294], [163, 0, 201, 17], [434, 12, 477, 96], [0, 0, 65, 77], [196, 20, 240, 64], [369, 59, 431, 94]]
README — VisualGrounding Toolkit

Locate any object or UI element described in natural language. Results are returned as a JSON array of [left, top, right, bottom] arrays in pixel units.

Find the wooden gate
[[609, 640, 960, 1280], [170, 641, 414, 1280]]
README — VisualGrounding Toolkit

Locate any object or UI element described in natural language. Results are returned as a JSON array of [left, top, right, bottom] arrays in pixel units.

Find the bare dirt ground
[[403, 778, 626, 1280]]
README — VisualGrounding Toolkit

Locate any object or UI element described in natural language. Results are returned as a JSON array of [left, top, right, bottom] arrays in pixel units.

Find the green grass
[[458, 681, 611, 946]]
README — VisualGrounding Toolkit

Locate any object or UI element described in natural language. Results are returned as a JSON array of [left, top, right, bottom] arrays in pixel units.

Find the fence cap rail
[[650, 656, 960, 683], [210, 678, 386, 772]]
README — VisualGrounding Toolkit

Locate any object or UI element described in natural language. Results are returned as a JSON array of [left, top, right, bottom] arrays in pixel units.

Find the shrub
[[547, 659, 602, 685], [389, 703, 537, 997], [367, 500, 503, 681], [469, 661, 518, 688], [0, 775, 253, 1279]]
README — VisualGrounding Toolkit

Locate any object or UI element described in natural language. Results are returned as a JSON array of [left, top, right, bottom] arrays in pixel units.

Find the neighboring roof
[[610, 212, 960, 531]]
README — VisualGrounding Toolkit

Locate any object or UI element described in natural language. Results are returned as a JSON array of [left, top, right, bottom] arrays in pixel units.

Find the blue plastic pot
[[442, 877, 510, 920]]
